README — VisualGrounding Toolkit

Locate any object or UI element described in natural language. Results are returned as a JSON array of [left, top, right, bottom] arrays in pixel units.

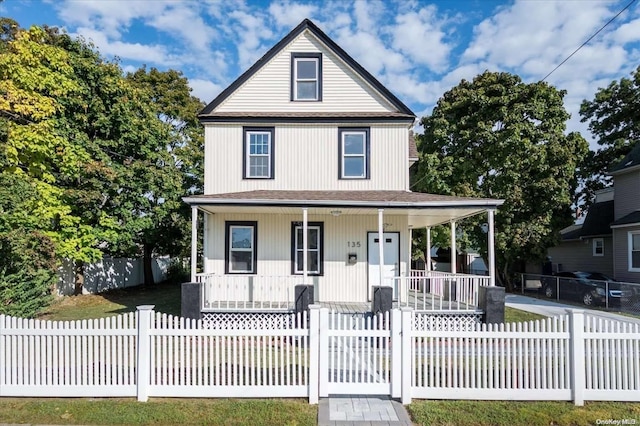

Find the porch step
[[318, 395, 413, 425]]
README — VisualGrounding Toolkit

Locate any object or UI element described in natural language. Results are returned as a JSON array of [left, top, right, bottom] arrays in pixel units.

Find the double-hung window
[[339, 128, 370, 179], [225, 221, 257, 274], [291, 53, 322, 101], [243, 127, 274, 179], [629, 231, 640, 272], [291, 222, 323, 275], [593, 238, 604, 256]]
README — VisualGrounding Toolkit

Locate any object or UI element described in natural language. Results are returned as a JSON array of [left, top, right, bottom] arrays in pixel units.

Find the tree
[[413, 71, 588, 289], [577, 66, 640, 208]]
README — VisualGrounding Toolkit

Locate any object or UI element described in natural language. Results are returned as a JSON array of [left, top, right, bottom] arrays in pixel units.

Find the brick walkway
[[318, 395, 413, 425]]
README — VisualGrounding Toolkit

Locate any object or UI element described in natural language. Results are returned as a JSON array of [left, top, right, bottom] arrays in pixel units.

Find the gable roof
[[199, 19, 415, 120], [560, 200, 614, 240], [609, 141, 640, 175]]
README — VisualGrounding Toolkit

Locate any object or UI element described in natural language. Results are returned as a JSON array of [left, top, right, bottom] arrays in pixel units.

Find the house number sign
[[347, 241, 361, 248]]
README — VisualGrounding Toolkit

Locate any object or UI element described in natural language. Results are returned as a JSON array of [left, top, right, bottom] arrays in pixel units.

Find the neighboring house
[[546, 142, 640, 283], [183, 19, 503, 312], [547, 189, 614, 276]]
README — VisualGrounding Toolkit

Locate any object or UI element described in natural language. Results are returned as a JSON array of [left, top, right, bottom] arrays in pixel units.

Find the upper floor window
[[593, 238, 604, 257], [225, 221, 257, 274], [243, 127, 274, 179], [339, 128, 370, 179], [291, 53, 322, 101], [629, 231, 640, 272]]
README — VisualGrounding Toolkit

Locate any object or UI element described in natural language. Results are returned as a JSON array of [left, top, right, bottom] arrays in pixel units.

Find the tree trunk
[[143, 243, 155, 286], [74, 260, 84, 295]]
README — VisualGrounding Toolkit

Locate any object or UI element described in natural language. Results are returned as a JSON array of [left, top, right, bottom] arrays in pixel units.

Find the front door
[[367, 232, 400, 300]]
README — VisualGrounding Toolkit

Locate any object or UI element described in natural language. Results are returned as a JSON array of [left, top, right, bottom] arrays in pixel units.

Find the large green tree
[[577, 66, 640, 208], [413, 71, 588, 289]]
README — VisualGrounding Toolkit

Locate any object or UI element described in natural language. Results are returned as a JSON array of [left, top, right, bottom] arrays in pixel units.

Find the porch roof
[[184, 190, 503, 227]]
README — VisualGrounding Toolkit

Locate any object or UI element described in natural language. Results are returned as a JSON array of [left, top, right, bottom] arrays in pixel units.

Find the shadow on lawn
[[97, 280, 182, 317]]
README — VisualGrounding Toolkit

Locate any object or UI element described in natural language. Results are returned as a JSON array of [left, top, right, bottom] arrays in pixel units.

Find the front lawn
[[0, 398, 316, 426]]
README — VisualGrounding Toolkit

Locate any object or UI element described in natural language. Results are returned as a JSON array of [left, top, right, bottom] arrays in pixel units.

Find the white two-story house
[[184, 19, 503, 312]]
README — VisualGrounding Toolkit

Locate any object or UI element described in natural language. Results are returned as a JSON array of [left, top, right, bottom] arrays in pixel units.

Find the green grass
[[40, 280, 182, 320], [0, 398, 317, 426], [408, 400, 640, 426], [504, 306, 546, 323]]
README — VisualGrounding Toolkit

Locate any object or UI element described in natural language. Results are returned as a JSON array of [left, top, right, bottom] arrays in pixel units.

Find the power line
[[541, 0, 638, 82]]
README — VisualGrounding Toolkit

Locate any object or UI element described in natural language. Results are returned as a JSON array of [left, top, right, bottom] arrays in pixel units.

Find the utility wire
[[541, 0, 638, 82]]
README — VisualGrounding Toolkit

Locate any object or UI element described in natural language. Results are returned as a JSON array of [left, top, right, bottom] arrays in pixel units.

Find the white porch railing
[[197, 273, 300, 311], [395, 270, 491, 311]]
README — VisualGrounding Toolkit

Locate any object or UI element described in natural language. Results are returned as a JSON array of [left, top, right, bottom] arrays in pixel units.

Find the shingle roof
[[199, 19, 415, 120], [184, 190, 502, 207], [611, 210, 640, 227], [409, 132, 419, 160], [560, 200, 614, 240], [610, 142, 640, 174]]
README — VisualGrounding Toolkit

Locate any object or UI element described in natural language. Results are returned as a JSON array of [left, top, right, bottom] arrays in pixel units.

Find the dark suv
[[542, 271, 631, 307]]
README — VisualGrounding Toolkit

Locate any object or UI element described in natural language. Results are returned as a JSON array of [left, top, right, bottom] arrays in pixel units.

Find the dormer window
[[291, 53, 322, 101]]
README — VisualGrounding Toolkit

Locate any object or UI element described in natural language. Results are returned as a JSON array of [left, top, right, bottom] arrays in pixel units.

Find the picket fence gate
[[1, 305, 639, 405]]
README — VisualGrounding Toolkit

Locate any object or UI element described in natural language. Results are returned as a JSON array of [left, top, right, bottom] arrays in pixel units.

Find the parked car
[[542, 271, 632, 307]]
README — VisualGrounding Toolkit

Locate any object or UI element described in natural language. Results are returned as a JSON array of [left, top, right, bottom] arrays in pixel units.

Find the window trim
[[592, 237, 604, 257], [290, 53, 322, 102], [628, 231, 640, 272], [338, 127, 370, 180], [225, 221, 258, 274], [243, 127, 275, 179], [290, 222, 324, 276]]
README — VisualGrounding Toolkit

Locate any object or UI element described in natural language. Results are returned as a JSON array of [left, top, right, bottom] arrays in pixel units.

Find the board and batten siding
[[204, 123, 409, 194], [613, 171, 640, 220], [613, 226, 640, 283], [547, 239, 614, 276], [203, 212, 410, 303], [216, 31, 395, 113]]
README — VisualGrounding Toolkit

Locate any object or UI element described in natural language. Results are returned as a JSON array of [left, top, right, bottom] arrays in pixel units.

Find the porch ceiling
[[194, 205, 493, 228]]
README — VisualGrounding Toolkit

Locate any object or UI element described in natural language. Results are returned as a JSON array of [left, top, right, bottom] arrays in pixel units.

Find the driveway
[[505, 293, 640, 325]]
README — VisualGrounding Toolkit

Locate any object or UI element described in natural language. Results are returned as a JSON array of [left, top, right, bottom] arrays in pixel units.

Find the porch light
[[330, 210, 342, 217]]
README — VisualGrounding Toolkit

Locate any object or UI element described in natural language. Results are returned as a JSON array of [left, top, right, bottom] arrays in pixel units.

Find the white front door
[[367, 232, 400, 300]]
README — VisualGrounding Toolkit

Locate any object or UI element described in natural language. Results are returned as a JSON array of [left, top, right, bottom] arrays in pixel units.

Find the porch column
[[488, 209, 496, 286], [202, 212, 209, 274], [378, 209, 385, 286], [190, 206, 197, 282], [450, 221, 457, 274], [425, 227, 431, 272], [303, 207, 308, 283]]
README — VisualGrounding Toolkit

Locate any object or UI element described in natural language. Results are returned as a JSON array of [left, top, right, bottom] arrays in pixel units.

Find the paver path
[[318, 395, 413, 426]]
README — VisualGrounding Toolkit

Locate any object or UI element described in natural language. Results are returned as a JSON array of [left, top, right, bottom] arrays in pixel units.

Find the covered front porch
[[184, 190, 503, 314]]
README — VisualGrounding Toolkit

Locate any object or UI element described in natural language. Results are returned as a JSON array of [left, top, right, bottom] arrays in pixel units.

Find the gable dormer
[[199, 19, 414, 118]]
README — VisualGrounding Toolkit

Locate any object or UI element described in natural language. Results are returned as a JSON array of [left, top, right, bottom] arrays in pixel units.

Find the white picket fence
[[1, 307, 639, 405]]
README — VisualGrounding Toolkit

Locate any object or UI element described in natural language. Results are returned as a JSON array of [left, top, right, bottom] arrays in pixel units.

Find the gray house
[[547, 143, 640, 284]]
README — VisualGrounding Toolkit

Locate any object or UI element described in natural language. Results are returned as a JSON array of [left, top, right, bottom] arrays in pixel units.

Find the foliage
[[413, 71, 588, 289], [577, 66, 640, 208], [165, 259, 190, 285], [0, 229, 56, 317]]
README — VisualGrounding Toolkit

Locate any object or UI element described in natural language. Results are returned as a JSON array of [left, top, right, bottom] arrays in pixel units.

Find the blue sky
[[3, 0, 640, 145]]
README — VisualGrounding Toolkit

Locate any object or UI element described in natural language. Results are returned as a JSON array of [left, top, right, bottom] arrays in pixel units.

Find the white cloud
[[390, 5, 454, 72], [147, 4, 216, 52], [268, 1, 319, 28], [73, 27, 175, 65], [226, 10, 274, 70], [189, 78, 223, 103]]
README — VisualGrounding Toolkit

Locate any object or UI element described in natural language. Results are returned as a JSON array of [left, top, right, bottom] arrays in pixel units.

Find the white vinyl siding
[[203, 212, 409, 303], [204, 123, 408, 194], [215, 31, 395, 113]]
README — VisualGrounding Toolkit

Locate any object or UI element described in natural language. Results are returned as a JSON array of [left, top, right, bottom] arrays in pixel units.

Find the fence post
[[308, 304, 321, 404], [568, 309, 585, 406], [136, 305, 154, 402], [318, 307, 329, 399], [391, 309, 401, 398], [400, 307, 413, 405]]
